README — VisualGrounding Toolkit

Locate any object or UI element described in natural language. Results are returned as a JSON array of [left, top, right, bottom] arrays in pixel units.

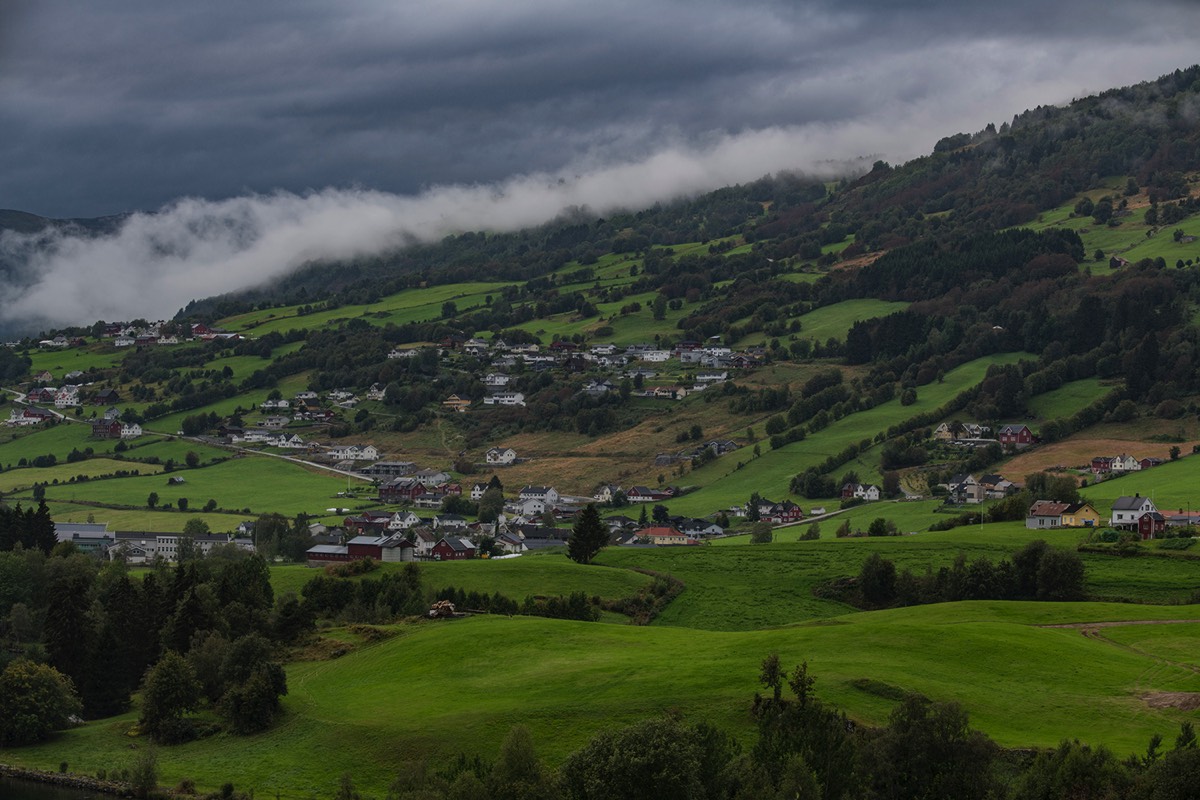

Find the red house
[[1138, 511, 1166, 540], [998, 424, 1034, 448], [91, 419, 123, 439], [1090, 456, 1113, 475], [431, 537, 476, 560], [346, 535, 384, 559], [767, 501, 804, 524], [626, 486, 670, 503], [343, 513, 390, 535], [379, 478, 425, 504]]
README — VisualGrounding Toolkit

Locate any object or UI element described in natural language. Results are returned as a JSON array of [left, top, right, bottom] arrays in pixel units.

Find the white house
[[119, 422, 143, 439], [1110, 454, 1141, 473], [486, 447, 517, 465], [514, 497, 548, 517], [1111, 495, 1157, 527], [469, 483, 490, 501], [388, 510, 422, 530], [55, 386, 80, 408], [484, 373, 511, 387], [593, 484, 621, 503], [483, 392, 526, 407], [519, 486, 560, 505]]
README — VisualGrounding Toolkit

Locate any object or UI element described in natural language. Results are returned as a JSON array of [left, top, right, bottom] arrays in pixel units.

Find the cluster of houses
[[305, 503, 733, 565], [840, 483, 882, 502], [1025, 494, 1197, 540], [53, 521, 255, 562], [99, 321, 240, 348], [1090, 454, 1165, 475], [933, 422, 1037, 450], [746, 498, 806, 523], [391, 337, 767, 412], [942, 474, 1017, 504]]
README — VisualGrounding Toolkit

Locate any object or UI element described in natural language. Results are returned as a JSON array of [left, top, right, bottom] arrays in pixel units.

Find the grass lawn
[[7, 602, 1200, 798], [739, 298, 909, 348]]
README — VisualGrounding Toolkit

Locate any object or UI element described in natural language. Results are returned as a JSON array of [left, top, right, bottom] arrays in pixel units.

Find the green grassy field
[[40, 455, 362, 517], [602, 522, 1200, 630], [24, 345, 126, 377], [221, 282, 512, 337], [1082, 453, 1200, 511], [738, 298, 910, 348], [662, 352, 1033, 517], [0, 457, 164, 493], [45, 503, 252, 533], [1027, 377, 1113, 420], [7, 601, 1200, 799]]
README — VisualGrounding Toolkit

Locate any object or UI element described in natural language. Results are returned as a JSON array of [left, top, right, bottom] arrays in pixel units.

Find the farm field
[[220, 282, 512, 336], [738, 298, 910, 347], [0, 457, 163, 493], [662, 352, 1033, 517], [8, 601, 1200, 799], [1026, 377, 1114, 420], [39, 455, 364, 518], [1000, 436, 1200, 479], [601, 523, 1200, 630], [1081, 452, 1200, 510], [45, 503, 253, 533]]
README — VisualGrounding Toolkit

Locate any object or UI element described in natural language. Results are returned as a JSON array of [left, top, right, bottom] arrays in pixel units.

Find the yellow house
[[1061, 502, 1101, 528], [441, 394, 471, 414]]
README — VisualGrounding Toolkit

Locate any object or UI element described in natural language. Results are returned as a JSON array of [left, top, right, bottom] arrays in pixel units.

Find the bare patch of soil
[[1142, 692, 1200, 711]]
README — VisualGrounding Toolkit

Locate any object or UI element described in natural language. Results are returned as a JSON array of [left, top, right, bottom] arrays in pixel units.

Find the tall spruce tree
[[568, 504, 608, 565]]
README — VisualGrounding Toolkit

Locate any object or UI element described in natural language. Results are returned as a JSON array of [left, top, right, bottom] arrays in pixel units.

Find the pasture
[[1026, 377, 1114, 420], [40, 455, 362, 517], [7, 602, 1200, 798]]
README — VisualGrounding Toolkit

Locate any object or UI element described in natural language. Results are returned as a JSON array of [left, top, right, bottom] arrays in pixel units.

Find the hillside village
[[7, 305, 1200, 567]]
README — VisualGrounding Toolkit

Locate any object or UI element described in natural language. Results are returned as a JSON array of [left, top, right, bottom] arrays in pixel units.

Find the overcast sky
[[4, 0, 1199, 219], [0, 1, 1198, 330]]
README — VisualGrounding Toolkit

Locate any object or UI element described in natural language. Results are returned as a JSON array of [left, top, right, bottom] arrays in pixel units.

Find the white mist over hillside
[[0, 123, 880, 331]]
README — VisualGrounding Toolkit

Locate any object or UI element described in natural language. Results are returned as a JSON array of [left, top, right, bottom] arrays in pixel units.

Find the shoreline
[[0, 763, 133, 797]]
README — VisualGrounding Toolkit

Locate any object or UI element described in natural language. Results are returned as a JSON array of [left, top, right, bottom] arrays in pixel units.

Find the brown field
[[1000, 437, 1200, 480]]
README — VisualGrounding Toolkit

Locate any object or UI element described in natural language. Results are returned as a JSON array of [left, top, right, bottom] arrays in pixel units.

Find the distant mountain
[[0, 208, 128, 236]]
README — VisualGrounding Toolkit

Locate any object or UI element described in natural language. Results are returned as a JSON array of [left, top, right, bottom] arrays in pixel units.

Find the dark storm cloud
[[0, 0, 1198, 329], [5, 0, 1192, 217]]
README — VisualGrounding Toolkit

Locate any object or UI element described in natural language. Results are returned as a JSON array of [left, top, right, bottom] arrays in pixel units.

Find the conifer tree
[[568, 504, 608, 565]]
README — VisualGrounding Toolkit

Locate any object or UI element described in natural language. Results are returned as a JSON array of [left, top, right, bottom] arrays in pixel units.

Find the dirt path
[[1039, 620, 1200, 629]]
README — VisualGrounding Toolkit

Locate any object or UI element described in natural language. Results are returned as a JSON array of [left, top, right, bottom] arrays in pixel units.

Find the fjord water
[[0, 776, 104, 800]]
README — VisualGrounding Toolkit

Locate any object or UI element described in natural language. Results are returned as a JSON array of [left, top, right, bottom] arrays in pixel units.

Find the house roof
[[1113, 495, 1152, 510], [1028, 500, 1070, 517], [307, 545, 349, 555], [640, 526, 683, 536]]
